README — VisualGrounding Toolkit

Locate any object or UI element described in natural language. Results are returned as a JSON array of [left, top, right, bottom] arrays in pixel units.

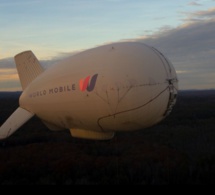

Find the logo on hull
[[79, 74, 98, 92]]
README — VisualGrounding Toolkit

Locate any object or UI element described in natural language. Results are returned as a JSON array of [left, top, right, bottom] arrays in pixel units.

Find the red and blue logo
[[79, 74, 98, 92]]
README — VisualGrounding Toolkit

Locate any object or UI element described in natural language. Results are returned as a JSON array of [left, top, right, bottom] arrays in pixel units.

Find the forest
[[0, 90, 215, 184]]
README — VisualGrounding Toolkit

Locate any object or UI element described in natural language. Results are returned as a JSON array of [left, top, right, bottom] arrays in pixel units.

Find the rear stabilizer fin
[[15, 51, 44, 90], [0, 107, 34, 140]]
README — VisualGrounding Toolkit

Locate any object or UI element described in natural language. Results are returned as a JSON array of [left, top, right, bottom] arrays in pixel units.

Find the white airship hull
[[19, 42, 178, 138], [1, 42, 178, 140]]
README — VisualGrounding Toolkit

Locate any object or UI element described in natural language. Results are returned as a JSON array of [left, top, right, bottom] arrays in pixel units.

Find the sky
[[0, 0, 215, 91]]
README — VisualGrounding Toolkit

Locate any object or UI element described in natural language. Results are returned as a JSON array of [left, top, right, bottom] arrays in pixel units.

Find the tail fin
[[15, 51, 44, 90]]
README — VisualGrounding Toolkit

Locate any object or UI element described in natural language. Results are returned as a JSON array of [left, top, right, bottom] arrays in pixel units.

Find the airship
[[0, 42, 178, 140]]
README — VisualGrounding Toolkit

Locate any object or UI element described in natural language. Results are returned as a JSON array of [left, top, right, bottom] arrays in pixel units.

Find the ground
[[0, 90, 215, 184]]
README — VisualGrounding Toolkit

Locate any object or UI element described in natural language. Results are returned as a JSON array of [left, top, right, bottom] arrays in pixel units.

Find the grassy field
[[0, 90, 215, 184]]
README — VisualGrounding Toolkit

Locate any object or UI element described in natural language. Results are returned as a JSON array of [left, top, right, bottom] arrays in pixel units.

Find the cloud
[[0, 58, 16, 69], [128, 7, 215, 89], [182, 7, 215, 22], [191, 7, 215, 18], [1, 7, 215, 91], [40, 50, 81, 69], [0, 69, 19, 81], [188, 1, 202, 6], [0, 68, 21, 91]]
